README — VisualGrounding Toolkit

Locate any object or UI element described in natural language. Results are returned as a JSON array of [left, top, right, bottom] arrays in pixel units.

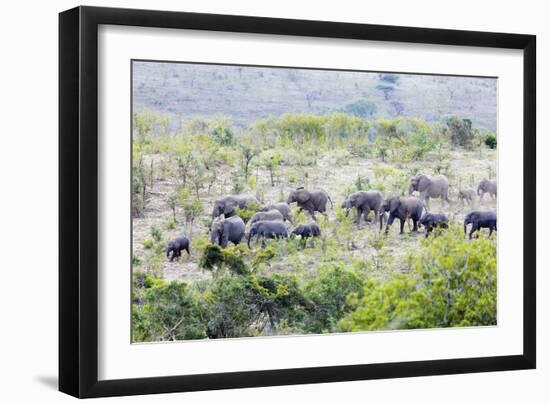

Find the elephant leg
[[425, 225, 432, 238], [412, 219, 418, 232], [489, 227, 494, 237], [169, 251, 174, 262], [469, 223, 479, 239], [399, 219, 405, 234], [355, 208, 362, 225], [308, 209, 317, 221], [185, 246, 190, 255], [364, 209, 372, 223]]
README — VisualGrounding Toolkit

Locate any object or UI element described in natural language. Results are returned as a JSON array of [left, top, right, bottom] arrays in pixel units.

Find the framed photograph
[[59, 6, 536, 398]]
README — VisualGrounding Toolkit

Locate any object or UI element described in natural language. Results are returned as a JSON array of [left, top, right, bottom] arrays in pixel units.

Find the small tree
[[239, 142, 260, 182], [165, 191, 179, 222], [263, 151, 283, 187], [180, 197, 203, 238], [445, 116, 473, 147]]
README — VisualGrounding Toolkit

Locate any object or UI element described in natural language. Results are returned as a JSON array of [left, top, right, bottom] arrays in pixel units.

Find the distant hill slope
[[132, 61, 497, 131]]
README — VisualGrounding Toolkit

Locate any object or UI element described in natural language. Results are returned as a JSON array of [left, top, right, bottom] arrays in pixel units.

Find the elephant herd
[[165, 175, 498, 261]]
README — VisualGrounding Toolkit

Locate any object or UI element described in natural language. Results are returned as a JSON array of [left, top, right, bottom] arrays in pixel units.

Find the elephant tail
[[327, 193, 334, 209]]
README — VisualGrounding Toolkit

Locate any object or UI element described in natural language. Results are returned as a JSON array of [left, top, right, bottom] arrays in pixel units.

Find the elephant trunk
[[463, 221, 468, 234], [408, 184, 415, 195], [247, 231, 254, 248]]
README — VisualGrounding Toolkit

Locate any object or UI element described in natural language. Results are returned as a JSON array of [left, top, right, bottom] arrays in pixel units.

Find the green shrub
[[150, 225, 163, 243], [204, 274, 309, 338], [199, 244, 249, 276], [445, 116, 473, 147], [344, 99, 376, 118], [485, 132, 497, 149], [132, 280, 207, 342], [141, 239, 154, 249], [235, 204, 260, 223], [339, 227, 496, 332], [302, 264, 365, 333], [165, 218, 176, 229]]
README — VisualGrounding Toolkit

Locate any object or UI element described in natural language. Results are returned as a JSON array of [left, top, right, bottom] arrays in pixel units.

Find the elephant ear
[[389, 197, 401, 213], [223, 201, 236, 215], [417, 175, 430, 192], [349, 193, 359, 205], [296, 189, 311, 204]]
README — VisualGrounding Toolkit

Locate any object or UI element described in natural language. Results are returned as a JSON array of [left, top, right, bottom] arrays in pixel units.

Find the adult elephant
[[262, 202, 293, 223], [341, 190, 385, 228], [408, 174, 450, 210], [477, 179, 497, 202], [211, 194, 259, 219], [382, 196, 424, 234], [210, 216, 246, 248], [464, 211, 497, 239], [249, 209, 284, 226], [247, 220, 288, 247], [287, 187, 333, 220]]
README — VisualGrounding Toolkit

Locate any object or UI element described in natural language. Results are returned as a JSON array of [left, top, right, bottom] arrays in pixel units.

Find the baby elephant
[[249, 209, 284, 226], [291, 223, 321, 239], [464, 211, 497, 239], [165, 236, 190, 262], [418, 213, 448, 237], [247, 220, 288, 248], [458, 188, 477, 208]]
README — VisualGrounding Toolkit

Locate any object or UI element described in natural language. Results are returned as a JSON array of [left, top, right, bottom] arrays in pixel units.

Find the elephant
[[464, 211, 497, 239], [249, 209, 284, 226], [341, 190, 385, 228], [408, 174, 450, 209], [262, 202, 293, 223], [247, 220, 288, 247], [287, 187, 333, 220], [418, 213, 448, 237], [165, 236, 190, 261], [211, 194, 259, 220], [477, 179, 497, 202], [290, 223, 321, 239], [382, 196, 424, 234], [458, 188, 477, 208], [210, 216, 246, 248]]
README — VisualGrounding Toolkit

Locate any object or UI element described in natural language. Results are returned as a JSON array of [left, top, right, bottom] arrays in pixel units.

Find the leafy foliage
[[339, 227, 496, 331], [445, 116, 473, 147]]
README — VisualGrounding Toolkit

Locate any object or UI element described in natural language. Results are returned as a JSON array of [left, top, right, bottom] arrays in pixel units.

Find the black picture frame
[[59, 5, 536, 398]]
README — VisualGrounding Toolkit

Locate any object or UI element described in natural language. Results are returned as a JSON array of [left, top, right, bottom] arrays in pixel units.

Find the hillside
[[132, 61, 497, 131]]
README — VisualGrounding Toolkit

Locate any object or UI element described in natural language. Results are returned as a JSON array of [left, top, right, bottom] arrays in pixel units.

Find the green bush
[[141, 239, 154, 249], [339, 227, 496, 332], [199, 244, 249, 276], [204, 274, 309, 338], [132, 279, 207, 342], [485, 132, 497, 149], [445, 116, 473, 147], [302, 264, 365, 333]]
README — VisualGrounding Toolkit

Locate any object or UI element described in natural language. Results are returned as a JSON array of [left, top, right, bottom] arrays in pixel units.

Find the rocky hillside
[[132, 61, 497, 131]]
